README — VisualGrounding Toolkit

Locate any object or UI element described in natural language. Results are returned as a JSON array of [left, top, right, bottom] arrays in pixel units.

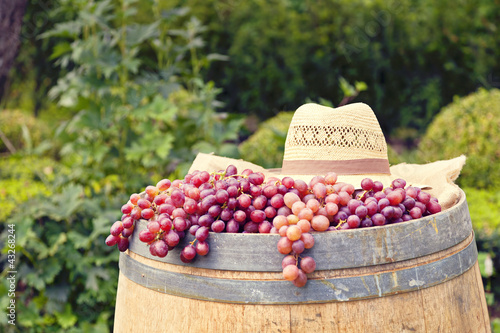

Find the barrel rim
[[127, 188, 472, 271], [119, 231, 478, 304]]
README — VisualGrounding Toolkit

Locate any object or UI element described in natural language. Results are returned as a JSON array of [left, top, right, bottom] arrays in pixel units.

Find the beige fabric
[[189, 153, 270, 176], [188, 152, 466, 212], [390, 155, 466, 210]]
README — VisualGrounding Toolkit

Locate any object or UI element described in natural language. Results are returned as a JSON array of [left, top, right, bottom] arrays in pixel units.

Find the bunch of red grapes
[[106, 165, 442, 287]]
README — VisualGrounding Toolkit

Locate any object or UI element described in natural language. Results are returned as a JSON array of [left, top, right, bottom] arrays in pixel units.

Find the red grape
[[300, 256, 316, 274]]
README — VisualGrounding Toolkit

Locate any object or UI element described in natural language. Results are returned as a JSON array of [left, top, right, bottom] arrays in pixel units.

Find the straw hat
[[189, 101, 466, 208], [272, 102, 396, 187]]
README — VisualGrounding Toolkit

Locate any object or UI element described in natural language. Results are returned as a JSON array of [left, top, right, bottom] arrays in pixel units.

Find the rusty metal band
[[119, 236, 477, 304], [281, 158, 390, 175], [127, 190, 472, 272]]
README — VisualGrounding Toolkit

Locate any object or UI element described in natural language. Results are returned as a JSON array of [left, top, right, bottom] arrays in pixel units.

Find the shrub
[[0, 110, 49, 153], [466, 187, 500, 319], [0, 184, 121, 332], [239, 112, 293, 168], [0, 2, 244, 331], [418, 88, 500, 190], [0, 156, 63, 222], [466, 187, 500, 236], [173, 0, 500, 135]]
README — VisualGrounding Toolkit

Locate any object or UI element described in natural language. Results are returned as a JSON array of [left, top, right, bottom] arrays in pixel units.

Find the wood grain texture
[[114, 190, 490, 332], [118, 233, 478, 303], [114, 233, 490, 332], [114, 261, 489, 333]]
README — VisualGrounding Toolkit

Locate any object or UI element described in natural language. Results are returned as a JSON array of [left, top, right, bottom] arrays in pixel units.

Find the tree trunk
[[0, 0, 28, 103]]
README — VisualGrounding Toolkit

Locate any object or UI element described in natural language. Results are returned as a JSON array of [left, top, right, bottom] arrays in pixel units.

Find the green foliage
[[418, 88, 500, 190], [465, 186, 500, 320], [164, 0, 500, 134], [466, 187, 500, 236], [0, 156, 63, 222], [238, 112, 407, 169], [0, 110, 49, 153], [3, 0, 499, 329], [0, 184, 122, 332], [3, 0, 63, 116], [6, 0, 500, 135], [493, 318, 500, 333], [43, 0, 243, 189], [0, 1, 244, 331], [418, 89, 500, 310], [238, 112, 294, 168], [386, 145, 404, 166]]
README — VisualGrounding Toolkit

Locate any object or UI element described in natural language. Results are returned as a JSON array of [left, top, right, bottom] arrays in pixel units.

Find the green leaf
[[218, 143, 240, 158], [55, 304, 78, 329], [478, 251, 495, 278], [168, 29, 189, 39], [50, 42, 73, 60], [30, 238, 50, 260], [17, 301, 52, 327], [68, 230, 92, 250], [23, 267, 46, 290], [122, 57, 141, 74], [339, 76, 356, 97], [355, 81, 368, 92], [40, 258, 63, 284], [126, 22, 160, 47], [39, 21, 83, 39], [85, 267, 111, 292], [207, 53, 230, 62], [46, 284, 71, 304], [48, 233, 68, 257], [52, 184, 85, 220]]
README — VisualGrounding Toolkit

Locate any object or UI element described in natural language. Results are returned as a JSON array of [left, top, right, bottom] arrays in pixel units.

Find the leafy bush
[[466, 187, 500, 236], [43, 0, 243, 187], [0, 1, 244, 331], [0, 110, 49, 153], [0, 156, 62, 222], [169, 0, 500, 135], [466, 187, 500, 321], [418, 88, 500, 190], [8, 0, 500, 136], [0, 184, 121, 332], [239, 112, 293, 168], [417, 89, 500, 313]]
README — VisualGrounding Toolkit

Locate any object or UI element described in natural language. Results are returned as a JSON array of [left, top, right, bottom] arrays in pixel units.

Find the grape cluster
[[105, 165, 271, 262], [105, 165, 442, 287]]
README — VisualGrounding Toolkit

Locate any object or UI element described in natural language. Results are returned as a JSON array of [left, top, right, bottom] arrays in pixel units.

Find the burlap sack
[[189, 153, 466, 211]]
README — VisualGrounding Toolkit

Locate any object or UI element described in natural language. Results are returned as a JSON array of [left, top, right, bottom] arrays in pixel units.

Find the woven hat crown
[[282, 103, 390, 176]]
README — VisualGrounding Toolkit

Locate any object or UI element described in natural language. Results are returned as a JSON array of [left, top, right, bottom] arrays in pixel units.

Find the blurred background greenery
[[0, 0, 499, 331]]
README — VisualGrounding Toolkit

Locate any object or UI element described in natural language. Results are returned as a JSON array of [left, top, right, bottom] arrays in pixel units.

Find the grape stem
[[356, 190, 369, 200], [335, 219, 347, 229]]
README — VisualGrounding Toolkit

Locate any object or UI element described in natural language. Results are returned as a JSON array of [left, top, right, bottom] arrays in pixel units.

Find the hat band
[[281, 158, 390, 176]]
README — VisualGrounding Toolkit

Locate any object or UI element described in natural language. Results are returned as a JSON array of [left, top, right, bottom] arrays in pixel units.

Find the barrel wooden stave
[[114, 261, 489, 332], [114, 190, 490, 332]]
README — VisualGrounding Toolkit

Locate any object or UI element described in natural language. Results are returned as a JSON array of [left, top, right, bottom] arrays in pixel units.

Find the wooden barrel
[[114, 189, 490, 332]]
